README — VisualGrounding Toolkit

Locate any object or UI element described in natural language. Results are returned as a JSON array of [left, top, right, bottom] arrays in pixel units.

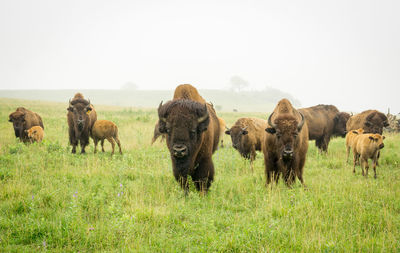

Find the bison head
[[225, 126, 248, 151], [266, 112, 305, 162], [333, 112, 351, 137], [158, 100, 209, 174], [67, 98, 92, 133], [369, 134, 385, 150], [364, 112, 389, 134], [9, 111, 26, 138]]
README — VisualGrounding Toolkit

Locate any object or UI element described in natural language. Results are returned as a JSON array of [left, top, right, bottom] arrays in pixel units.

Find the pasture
[[0, 98, 399, 252]]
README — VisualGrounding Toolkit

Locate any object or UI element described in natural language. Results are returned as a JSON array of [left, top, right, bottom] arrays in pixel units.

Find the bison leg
[[107, 137, 116, 156], [373, 158, 377, 179], [80, 135, 89, 154], [192, 158, 214, 194], [114, 136, 122, 155], [94, 138, 98, 153], [321, 135, 330, 153], [346, 145, 351, 164], [353, 153, 359, 174], [249, 147, 256, 172], [101, 139, 105, 152]]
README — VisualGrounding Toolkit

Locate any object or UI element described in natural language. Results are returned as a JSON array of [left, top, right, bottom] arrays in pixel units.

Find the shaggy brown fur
[[299, 105, 350, 153], [9, 107, 44, 142], [92, 120, 122, 155], [26, 126, 44, 143], [346, 110, 389, 135], [225, 117, 267, 169], [345, 128, 364, 163], [262, 99, 309, 187], [218, 117, 226, 148], [157, 84, 220, 194], [67, 93, 97, 154], [352, 133, 385, 178]]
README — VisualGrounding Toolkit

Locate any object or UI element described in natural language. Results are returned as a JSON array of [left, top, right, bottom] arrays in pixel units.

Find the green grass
[[0, 98, 399, 252]]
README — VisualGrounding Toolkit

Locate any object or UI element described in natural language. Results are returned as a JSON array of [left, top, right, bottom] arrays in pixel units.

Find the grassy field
[[0, 98, 399, 252]]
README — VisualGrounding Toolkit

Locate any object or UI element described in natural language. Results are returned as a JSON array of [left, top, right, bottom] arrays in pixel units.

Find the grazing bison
[[298, 105, 350, 153], [345, 128, 364, 163], [225, 117, 268, 169], [67, 93, 97, 154], [218, 117, 226, 148], [8, 107, 44, 142], [262, 99, 308, 187], [26, 126, 44, 143], [155, 84, 220, 193], [346, 110, 389, 135], [92, 120, 122, 156], [352, 133, 385, 178]]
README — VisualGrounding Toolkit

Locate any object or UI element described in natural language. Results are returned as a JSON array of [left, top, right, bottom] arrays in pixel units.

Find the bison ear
[[225, 130, 231, 135], [382, 136, 385, 140], [242, 130, 248, 135], [334, 115, 339, 123], [266, 127, 276, 134], [8, 118, 12, 122], [352, 130, 358, 134], [67, 107, 73, 112], [158, 120, 167, 134], [86, 106, 92, 115], [383, 121, 389, 127], [368, 136, 374, 141]]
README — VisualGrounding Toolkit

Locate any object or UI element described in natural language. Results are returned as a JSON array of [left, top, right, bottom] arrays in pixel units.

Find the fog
[[0, 0, 399, 113]]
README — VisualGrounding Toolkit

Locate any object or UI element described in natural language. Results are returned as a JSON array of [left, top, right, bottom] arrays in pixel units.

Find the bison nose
[[173, 144, 188, 158], [282, 148, 293, 159], [379, 143, 384, 149]]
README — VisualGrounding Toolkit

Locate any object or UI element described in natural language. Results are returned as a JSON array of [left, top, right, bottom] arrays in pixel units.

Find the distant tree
[[121, 82, 138, 90], [229, 76, 249, 92]]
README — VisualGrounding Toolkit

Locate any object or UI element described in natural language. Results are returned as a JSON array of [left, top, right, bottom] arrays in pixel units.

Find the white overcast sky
[[0, 0, 399, 112]]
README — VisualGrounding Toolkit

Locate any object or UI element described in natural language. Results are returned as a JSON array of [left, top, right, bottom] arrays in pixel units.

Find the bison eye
[[293, 133, 298, 138], [190, 130, 196, 138], [276, 133, 282, 139]]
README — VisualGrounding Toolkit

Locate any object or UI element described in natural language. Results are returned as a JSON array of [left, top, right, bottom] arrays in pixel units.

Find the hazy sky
[[0, 0, 399, 112]]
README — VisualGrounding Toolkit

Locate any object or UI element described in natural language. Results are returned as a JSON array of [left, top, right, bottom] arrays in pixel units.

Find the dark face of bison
[[266, 112, 305, 162], [333, 112, 350, 137], [158, 100, 209, 174], [68, 99, 92, 134], [9, 111, 25, 138], [364, 112, 389, 135], [225, 126, 248, 150]]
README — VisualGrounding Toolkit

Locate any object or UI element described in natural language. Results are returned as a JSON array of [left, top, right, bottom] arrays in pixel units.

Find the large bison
[[262, 99, 308, 187], [298, 105, 350, 153], [155, 84, 220, 194], [225, 117, 268, 169], [67, 93, 97, 154], [8, 107, 44, 142], [346, 110, 389, 135]]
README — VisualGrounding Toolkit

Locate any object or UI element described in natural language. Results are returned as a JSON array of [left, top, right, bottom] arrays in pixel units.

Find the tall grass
[[0, 98, 399, 252]]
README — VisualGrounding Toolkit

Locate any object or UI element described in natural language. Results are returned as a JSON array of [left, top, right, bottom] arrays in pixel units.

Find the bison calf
[[26, 126, 44, 143], [345, 128, 364, 163], [352, 133, 385, 178], [91, 120, 122, 156]]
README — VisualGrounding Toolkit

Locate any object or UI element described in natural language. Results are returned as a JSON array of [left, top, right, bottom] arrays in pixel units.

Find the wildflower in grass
[[88, 227, 94, 232], [120, 183, 123, 188], [43, 241, 46, 248], [73, 191, 78, 198], [32, 195, 34, 200]]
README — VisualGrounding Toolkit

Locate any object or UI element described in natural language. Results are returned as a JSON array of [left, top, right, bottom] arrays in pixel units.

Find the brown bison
[[298, 105, 350, 153], [218, 117, 226, 148], [225, 117, 268, 169], [352, 133, 385, 178], [262, 99, 308, 187], [92, 120, 122, 155], [345, 128, 364, 163], [155, 84, 220, 193], [67, 93, 97, 154], [26, 126, 44, 143], [346, 110, 389, 135], [9, 107, 44, 142]]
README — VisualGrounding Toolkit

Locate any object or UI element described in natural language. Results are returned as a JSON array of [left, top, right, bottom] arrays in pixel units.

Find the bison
[[298, 105, 350, 153], [218, 117, 226, 148], [262, 99, 308, 187], [67, 93, 97, 154], [92, 120, 122, 156], [9, 107, 44, 142], [346, 110, 389, 135], [225, 117, 268, 170], [345, 128, 364, 163], [26, 126, 44, 143], [352, 133, 385, 178], [155, 84, 220, 194]]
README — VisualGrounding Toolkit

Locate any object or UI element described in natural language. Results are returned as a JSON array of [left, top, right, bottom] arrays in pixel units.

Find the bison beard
[[158, 99, 217, 194]]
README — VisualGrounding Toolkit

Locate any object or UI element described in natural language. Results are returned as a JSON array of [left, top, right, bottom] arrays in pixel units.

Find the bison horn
[[87, 98, 91, 105], [241, 126, 248, 131], [69, 99, 73, 107], [158, 101, 167, 122], [297, 112, 305, 131], [225, 126, 230, 130], [198, 104, 209, 123], [267, 112, 276, 128]]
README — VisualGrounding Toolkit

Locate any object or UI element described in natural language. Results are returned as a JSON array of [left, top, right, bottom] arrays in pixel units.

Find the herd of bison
[[8, 84, 393, 194]]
